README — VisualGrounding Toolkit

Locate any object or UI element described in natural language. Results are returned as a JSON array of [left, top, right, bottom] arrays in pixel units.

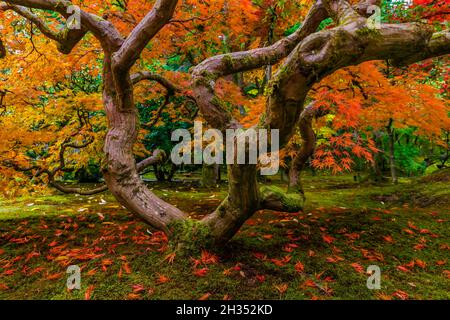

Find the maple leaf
[[193, 267, 209, 277], [392, 290, 409, 300], [322, 234, 335, 244], [127, 293, 141, 300], [294, 261, 305, 273], [164, 252, 176, 264], [85, 285, 95, 300], [156, 274, 170, 284], [271, 255, 292, 267], [350, 263, 364, 274], [436, 260, 446, 266], [201, 250, 219, 265], [198, 293, 211, 300], [397, 266, 410, 273], [274, 283, 288, 294], [132, 284, 146, 293], [303, 279, 317, 288], [123, 262, 132, 274], [253, 253, 267, 260], [46, 272, 63, 280], [414, 259, 426, 269]]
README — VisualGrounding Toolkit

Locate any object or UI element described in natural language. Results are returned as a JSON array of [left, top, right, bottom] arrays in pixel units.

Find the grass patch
[[0, 173, 448, 300]]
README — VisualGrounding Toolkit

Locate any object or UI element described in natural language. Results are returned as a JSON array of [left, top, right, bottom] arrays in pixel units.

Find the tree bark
[[387, 119, 398, 184], [201, 164, 220, 187], [288, 102, 329, 195]]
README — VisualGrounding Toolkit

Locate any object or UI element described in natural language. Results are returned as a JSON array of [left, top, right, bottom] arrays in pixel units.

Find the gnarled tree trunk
[[2, 0, 449, 248], [288, 102, 330, 196]]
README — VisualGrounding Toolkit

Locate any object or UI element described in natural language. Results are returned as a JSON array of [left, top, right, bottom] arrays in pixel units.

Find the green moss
[[168, 219, 214, 254], [356, 26, 381, 38], [222, 54, 235, 69], [260, 185, 304, 212]]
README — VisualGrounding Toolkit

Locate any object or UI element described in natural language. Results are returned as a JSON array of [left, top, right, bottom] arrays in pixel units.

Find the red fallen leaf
[[164, 253, 176, 264], [397, 266, 410, 273], [344, 233, 360, 240], [371, 216, 382, 221], [232, 264, 241, 271], [405, 261, 415, 268], [101, 259, 113, 272], [282, 245, 294, 253], [303, 279, 316, 288], [191, 258, 201, 268], [443, 270, 450, 279], [201, 250, 219, 265], [436, 260, 447, 266], [3, 269, 15, 276], [223, 268, 233, 276], [376, 292, 393, 300], [350, 263, 364, 274], [85, 285, 95, 300], [253, 253, 267, 260], [25, 251, 40, 263], [262, 234, 273, 240], [86, 268, 97, 276], [382, 235, 394, 243], [0, 249, 4, 255], [408, 221, 418, 230], [392, 290, 409, 300], [256, 275, 266, 283], [271, 255, 292, 267], [0, 283, 9, 290], [308, 250, 316, 257], [123, 262, 132, 274], [132, 284, 146, 293], [419, 229, 430, 234], [127, 293, 141, 300], [48, 241, 58, 247], [295, 261, 305, 273], [403, 228, 415, 235], [415, 259, 426, 269], [28, 267, 45, 276], [194, 267, 209, 277], [326, 256, 344, 263], [156, 274, 170, 284], [46, 272, 63, 280], [198, 293, 211, 300], [413, 243, 426, 250], [274, 283, 288, 294], [322, 234, 335, 244]]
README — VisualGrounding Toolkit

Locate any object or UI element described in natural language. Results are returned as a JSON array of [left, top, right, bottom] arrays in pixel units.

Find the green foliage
[[137, 97, 192, 155]]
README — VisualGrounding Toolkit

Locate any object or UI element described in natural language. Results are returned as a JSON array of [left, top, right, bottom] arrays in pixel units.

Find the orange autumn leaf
[[85, 285, 95, 300]]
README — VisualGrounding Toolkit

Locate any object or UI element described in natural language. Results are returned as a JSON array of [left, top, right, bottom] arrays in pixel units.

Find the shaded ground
[[0, 173, 448, 300]]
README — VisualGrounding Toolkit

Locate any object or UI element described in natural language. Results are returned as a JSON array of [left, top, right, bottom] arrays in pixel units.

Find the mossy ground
[[0, 173, 448, 300]]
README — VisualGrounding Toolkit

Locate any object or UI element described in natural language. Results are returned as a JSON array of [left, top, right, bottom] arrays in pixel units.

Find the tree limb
[[112, 0, 179, 71]]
